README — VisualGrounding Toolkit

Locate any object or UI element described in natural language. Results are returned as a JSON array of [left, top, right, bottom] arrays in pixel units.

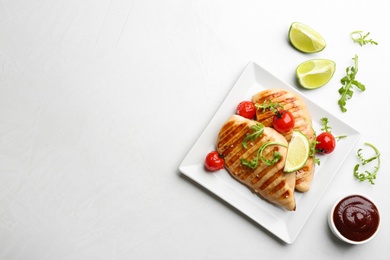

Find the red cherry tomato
[[205, 151, 224, 171], [315, 132, 336, 154], [272, 110, 295, 133], [236, 101, 256, 119]]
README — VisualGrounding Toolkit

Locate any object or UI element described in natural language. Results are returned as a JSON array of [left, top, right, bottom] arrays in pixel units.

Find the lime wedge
[[284, 131, 310, 173], [289, 22, 326, 53], [296, 59, 336, 89]]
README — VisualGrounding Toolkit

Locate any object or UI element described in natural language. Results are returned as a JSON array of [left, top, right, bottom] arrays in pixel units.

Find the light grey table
[[1, 0, 389, 259]]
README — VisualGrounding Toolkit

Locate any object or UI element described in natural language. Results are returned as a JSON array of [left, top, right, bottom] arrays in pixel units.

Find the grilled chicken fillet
[[252, 89, 315, 192], [217, 115, 296, 211]]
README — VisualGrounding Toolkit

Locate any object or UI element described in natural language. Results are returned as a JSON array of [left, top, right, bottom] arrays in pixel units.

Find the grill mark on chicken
[[272, 179, 286, 193], [260, 169, 283, 190], [252, 89, 315, 192], [281, 190, 293, 199], [218, 123, 248, 153], [217, 115, 296, 211]]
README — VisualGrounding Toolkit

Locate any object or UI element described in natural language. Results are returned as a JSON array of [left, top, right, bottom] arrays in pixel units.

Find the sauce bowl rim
[[328, 193, 380, 245]]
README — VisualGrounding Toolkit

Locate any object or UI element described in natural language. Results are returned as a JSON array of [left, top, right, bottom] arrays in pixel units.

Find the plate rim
[[179, 61, 361, 244]]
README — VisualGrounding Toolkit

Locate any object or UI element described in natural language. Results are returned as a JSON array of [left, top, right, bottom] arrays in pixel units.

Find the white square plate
[[179, 61, 361, 244]]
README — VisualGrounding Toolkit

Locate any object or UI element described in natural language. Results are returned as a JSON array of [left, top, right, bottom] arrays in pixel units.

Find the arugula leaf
[[242, 123, 265, 149], [338, 54, 366, 112], [306, 118, 320, 165], [258, 142, 285, 166], [353, 142, 380, 185], [241, 155, 259, 169], [255, 98, 283, 113], [320, 117, 348, 141], [335, 135, 347, 141], [320, 117, 332, 132], [241, 141, 287, 169], [350, 31, 378, 46], [309, 133, 320, 164]]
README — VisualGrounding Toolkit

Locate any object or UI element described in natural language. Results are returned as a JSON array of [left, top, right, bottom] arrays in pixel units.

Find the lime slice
[[284, 131, 310, 173], [296, 59, 336, 89], [288, 22, 326, 53]]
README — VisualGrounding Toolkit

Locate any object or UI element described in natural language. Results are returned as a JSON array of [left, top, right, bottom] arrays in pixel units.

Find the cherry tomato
[[272, 110, 295, 133], [315, 132, 336, 154], [205, 151, 224, 171], [236, 101, 256, 119]]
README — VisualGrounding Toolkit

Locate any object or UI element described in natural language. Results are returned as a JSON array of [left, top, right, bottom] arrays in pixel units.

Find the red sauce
[[333, 195, 380, 242]]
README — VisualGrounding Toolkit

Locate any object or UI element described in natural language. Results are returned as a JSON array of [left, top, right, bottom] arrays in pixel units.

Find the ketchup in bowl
[[329, 194, 380, 244]]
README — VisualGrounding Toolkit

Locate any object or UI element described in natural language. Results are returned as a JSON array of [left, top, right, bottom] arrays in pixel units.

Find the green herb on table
[[354, 142, 380, 185], [338, 54, 366, 113], [350, 31, 378, 46]]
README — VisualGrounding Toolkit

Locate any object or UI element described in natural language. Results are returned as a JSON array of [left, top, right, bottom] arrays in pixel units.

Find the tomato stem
[[274, 110, 283, 119]]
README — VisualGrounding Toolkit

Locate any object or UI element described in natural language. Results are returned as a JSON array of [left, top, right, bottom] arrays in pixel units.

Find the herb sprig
[[350, 31, 378, 46], [353, 142, 380, 185], [335, 135, 347, 141], [240, 122, 287, 168], [320, 117, 347, 140], [241, 141, 287, 169], [242, 123, 265, 149], [338, 54, 366, 113], [306, 118, 320, 165], [320, 117, 332, 132], [255, 99, 283, 113]]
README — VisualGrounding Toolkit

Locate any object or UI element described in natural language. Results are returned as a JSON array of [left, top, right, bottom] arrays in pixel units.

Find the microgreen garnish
[[259, 142, 286, 166], [335, 135, 347, 141], [311, 139, 321, 166], [241, 155, 259, 169], [242, 123, 265, 149], [320, 117, 332, 132], [306, 118, 320, 165], [354, 142, 380, 185], [320, 117, 347, 141], [350, 31, 378, 46], [241, 141, 287, 169], [338, 54, 366, 113], [255, 99, 283, 113]]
